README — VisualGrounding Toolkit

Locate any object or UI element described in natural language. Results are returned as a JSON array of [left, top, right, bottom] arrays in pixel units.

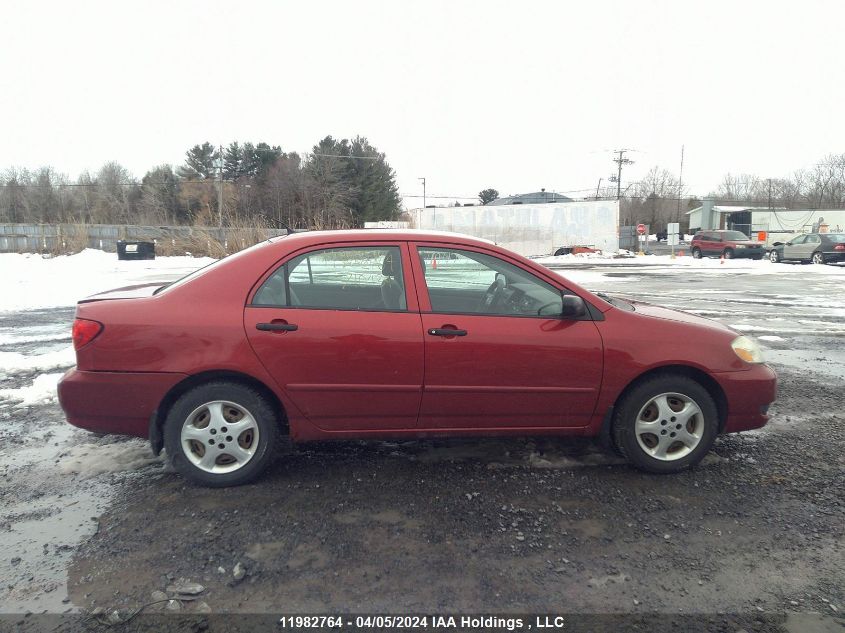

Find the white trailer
[[751, 209, 845, 244], [413, 200, 620, 257]]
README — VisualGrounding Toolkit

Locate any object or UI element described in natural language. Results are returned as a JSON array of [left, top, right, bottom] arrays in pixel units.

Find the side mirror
[[560, 295, 587, 319]]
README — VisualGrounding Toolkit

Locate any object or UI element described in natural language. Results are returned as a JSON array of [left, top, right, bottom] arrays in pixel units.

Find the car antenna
[[257, 213, 307, 235]]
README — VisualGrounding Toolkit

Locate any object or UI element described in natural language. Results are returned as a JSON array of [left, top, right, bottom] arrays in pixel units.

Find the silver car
[[769, 233, 845, 264]]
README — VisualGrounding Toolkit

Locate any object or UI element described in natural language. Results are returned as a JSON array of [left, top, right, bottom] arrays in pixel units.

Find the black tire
[[691, 247, 702, 259], [612, 375, 719, 474], [723, 248, 734, 259], [163, 381, 281, 487], [812, 251, 826, 265], [769, 249, 780, 263]]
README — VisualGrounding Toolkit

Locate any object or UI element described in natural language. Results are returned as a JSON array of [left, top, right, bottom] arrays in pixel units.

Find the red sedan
[[58, 230, 777, 486]]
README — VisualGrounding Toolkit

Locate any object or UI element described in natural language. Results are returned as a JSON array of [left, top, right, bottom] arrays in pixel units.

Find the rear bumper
[[714, 364, 778, 433], [57, 369, 187, 438], [822, 251, 845, 263]]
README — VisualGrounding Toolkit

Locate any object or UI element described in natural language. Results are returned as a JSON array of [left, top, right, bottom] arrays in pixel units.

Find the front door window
[[417, 247, 563, 317]]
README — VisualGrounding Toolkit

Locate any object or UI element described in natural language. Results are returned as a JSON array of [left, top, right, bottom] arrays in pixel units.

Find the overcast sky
[[2, 0, 844, 207]]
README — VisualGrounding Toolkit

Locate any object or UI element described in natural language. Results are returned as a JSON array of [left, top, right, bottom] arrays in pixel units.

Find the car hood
[[627, 299, 737, 334], [78, 283, 165, 303]]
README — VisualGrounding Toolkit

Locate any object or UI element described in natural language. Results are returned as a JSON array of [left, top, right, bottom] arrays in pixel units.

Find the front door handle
[[256, 322, 298, 332], [428, 328, 467, 337]]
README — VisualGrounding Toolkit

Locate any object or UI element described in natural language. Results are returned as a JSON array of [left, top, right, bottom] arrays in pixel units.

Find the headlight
[[731, 335, 764, 364]]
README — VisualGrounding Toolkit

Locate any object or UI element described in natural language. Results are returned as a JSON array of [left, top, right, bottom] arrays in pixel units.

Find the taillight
[[834, 244, 845, 251], [72, 318, 103, 350]]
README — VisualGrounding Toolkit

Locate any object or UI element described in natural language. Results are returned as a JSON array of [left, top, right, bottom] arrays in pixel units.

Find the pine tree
[[223, 142, 242, 179], [479, 188, 499, 205], [177, 143, 219, 180]]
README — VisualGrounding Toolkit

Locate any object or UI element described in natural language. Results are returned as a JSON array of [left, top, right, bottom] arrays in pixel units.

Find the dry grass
[[7, 219, 278, 258]]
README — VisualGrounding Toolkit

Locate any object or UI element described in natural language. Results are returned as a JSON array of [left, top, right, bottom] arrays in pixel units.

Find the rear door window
[[252, 246, 407, 311]]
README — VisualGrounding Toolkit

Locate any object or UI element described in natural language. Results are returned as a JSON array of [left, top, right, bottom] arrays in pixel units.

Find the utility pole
[[418, 177, 426, 229], [610, 149, 634, 200], [217, 144, 224, 228], [768, 178, 772, 210], [676, 145, 685, 224], [595, 178, 603, 200]]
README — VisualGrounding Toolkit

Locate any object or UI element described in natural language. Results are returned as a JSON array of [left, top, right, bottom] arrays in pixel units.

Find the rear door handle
[[256, 322, 298, 332], [428, 328, 467, 337]]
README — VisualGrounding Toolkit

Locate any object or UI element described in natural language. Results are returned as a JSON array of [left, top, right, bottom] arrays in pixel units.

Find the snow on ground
[[59, 438, 164, 477], [0, 248, 214, 312], [0, 372, 63, 405], [535, 251, 845, 276], [0, 347, 75, 376]]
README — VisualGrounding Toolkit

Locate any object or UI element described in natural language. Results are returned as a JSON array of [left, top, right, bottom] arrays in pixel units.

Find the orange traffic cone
[[679, 249, 684, 257]]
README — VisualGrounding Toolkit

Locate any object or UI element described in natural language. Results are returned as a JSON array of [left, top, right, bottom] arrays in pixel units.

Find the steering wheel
[[478, 275, 506, 313]]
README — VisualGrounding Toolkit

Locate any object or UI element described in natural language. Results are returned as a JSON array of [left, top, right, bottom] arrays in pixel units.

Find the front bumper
[[729, 248, 765, 258], [57, 369, 187, 438], [713, 363, 778, 433]]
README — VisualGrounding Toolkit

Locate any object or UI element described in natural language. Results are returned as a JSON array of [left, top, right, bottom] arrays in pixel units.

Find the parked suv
[[691, 230, 765, 260]]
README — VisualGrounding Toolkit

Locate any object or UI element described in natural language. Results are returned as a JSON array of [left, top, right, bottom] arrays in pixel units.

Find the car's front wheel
[[612, 375, 719, 474], [770, 249, 780, 263], [164, 381, 281, 487]]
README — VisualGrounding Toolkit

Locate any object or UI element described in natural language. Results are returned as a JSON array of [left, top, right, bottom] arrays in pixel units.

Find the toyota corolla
[[58, 230, 777, 486]]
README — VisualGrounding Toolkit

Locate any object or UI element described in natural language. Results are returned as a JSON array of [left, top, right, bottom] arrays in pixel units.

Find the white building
[[413, 200, 620, 257], [687, 200, 845, 243]]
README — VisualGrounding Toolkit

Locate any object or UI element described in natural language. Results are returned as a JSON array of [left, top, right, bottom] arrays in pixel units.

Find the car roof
[[271, 229, 497, 248]]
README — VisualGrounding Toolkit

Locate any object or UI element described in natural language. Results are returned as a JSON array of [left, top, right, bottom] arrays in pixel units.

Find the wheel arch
[[150, 370, 289, 456], [608, 364, 728, 434]]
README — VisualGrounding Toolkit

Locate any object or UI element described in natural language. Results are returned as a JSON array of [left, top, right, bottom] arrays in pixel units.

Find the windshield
[[721, 231, 750, 241]]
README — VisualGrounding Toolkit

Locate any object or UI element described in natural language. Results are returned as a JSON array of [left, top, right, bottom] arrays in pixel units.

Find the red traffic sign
[[636, 223, 647, 235]]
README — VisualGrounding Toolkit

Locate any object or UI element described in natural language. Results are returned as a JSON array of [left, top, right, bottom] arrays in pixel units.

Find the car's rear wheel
[[612, 375, 719, 474], [164, 381, 281, 487], [812, 251, 826, 265], [692, 247, 702, 259], [723, 248, 734, 259], [770, 249, 780, 263]]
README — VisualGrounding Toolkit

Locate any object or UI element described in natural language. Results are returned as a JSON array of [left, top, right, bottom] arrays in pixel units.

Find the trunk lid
[[78, 283, 166, 303]]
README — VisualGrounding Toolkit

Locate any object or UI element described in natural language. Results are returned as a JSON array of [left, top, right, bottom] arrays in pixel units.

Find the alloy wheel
[[634, 392, 704, 461], [180, 400, 260, 473]]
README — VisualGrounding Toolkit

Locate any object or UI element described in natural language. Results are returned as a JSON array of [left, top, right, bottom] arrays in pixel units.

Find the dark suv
[[691, 230, 765, 260]]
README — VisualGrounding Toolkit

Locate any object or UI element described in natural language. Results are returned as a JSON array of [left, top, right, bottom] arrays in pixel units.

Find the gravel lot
[[1, 254, 843, 633]]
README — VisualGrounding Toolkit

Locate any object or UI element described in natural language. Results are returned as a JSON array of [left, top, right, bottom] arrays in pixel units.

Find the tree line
[[598, 152, 845, 231], [0, 136, 401, 229]]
